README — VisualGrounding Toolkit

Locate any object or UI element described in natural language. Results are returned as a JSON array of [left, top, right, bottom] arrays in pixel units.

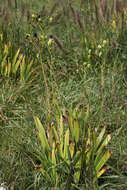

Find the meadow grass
[[0, 0, 127, 189]]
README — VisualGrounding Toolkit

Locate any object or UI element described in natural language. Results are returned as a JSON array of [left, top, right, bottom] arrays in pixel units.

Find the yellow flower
[[48, 38, 53, 46]]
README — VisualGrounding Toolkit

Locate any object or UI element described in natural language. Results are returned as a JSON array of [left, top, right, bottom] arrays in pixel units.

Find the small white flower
[[103, 40, 107, 46], [49, 17, 53, 23], [98, 44, 101, 49], [99, 51, 102, 57], [0, 187, 6, 190], [38, 18, 41, 22], [48, 38, 53, 46], [87, 64, 91, 68], [83, 62, 87, 66], [88, 49, 91, 54], [112, 20, 116, 29], [0, 183, 7, 190], [32, 14, 35, 18]]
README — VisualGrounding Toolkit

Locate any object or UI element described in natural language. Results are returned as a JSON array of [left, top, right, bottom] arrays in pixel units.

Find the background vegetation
[[0, 0, 127, 189]]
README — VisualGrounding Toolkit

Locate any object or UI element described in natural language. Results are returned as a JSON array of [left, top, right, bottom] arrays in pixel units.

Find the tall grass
[[0, 0, 127, 189]]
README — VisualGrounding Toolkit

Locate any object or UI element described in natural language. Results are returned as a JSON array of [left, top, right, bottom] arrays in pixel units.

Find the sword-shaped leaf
[[64, 129, 70, 160], [34, 116, 50, 153], [12, 48, 20, 72], [95, 150, 111, 173]]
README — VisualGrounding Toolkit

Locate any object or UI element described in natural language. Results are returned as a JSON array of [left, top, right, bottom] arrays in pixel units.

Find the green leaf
[[26, 59, 33, 74], [95, 134, 111, 164], [40, 167, 52, 182], [59, 115, 63, 142], [69, 142, 75, 158], [7, 60, 11, 77], [34, 116, 50, 153], [68, 113, 73, 136], [73, 151, 82, 166], [64, 128, 70, 160], [14, 54, 23, 74], [20, 55, 25, 81], [4, 64, 8, 76], [51, 125, 59, 142], [97, 166, 107, 178], [1, 52, 8, 74], [74, 120, 79, 143], [12, 48, 20, 72], [95, 150, 111, 173], [59, 115, 63, 156], [94, 126, 106, 151], [52, 141, 57, 180]]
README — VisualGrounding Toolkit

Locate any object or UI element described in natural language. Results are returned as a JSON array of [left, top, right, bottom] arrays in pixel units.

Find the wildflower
[[48, 38, 53, 46], [98, 44, 102, 49], [32, 14, 35, 18], [88, 49, 91, 54], [103, 40, 107, 46], [112, 20, 116, 29], [99, 51, 102, 57], [87, 64, 91, 68], [49, 17, 53, 23], [38, 18, 41, 22], [41, 34, 45, 40], [0, 182, 7, 190], [36, 53, 39, 59], [83, 62, 87, 66]]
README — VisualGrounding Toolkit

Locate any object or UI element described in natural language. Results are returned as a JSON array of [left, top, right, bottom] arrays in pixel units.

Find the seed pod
[[49, 35, 68, 54]]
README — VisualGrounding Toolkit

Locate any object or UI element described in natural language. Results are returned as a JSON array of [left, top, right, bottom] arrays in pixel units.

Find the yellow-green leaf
[[97, 166, 107, 178], [12, 48, 20, 72], [34, 116, 50, 152], [20, 55, 25, 81], [94, 126, 106, 151], [13, 54, 23, 74], [69, 142, 75, 158], [52, 125, 59, 142], [74, 120, 79, 143], [7, 61, 11, 77], [95, 150, 111, 173], [52, 141, 57, 179], [64, 128, 69, 160], [96, 134, 111, 163]]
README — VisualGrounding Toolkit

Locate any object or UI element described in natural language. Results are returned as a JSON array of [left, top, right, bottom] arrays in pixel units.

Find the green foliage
[[0, 0, 127, 189], [0, 37, 34, 81], [34, 109, 111, 188]]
